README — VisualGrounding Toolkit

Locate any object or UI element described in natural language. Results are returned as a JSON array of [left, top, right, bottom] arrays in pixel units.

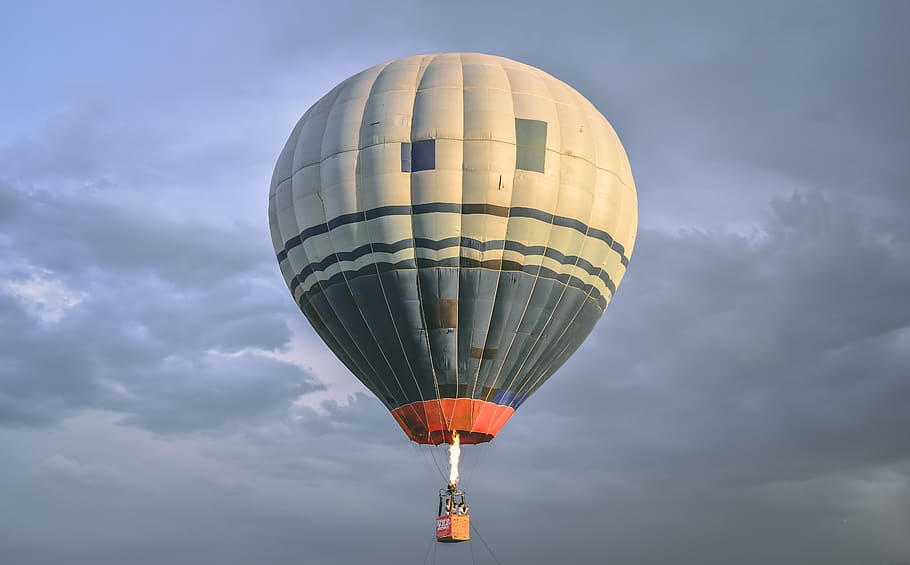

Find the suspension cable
[[463, 441, 488, 489], [469, 519, 503, 565], [426, 443, 447, 482], [422, 526, 435, 565]]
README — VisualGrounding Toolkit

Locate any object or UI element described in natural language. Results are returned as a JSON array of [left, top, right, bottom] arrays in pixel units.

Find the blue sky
[[1, 1, 908, 564]]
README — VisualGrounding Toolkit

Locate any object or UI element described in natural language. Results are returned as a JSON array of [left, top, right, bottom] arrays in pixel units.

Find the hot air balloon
[[268, 52, 637, 450]]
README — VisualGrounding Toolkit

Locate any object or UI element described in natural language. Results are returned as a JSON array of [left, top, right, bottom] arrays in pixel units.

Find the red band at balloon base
[[391, 399, 515, 445]]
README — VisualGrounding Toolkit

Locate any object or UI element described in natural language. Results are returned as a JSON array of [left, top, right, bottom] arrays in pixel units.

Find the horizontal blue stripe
[[292, 257, 610, 312], [280, 202, 630, 266], [283, 236, 616, 296]]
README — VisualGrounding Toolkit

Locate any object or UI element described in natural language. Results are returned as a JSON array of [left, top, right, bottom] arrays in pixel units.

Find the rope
[[469, 519, 504, 565], [413, 442, 442, 486], [463, 442, 488, 489], [422, 528, 435, 565], [426, 444, 447, 482]]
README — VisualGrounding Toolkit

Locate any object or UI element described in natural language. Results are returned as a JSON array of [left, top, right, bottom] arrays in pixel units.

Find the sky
[[1, 1, 908, 564]]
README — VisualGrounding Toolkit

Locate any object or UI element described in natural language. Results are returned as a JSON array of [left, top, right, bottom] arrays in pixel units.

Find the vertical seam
[[466, 60, 514, 435], [361, 62, 429, 411], [409, 54, 441, 441], [303, 67, 400, 406], [502, 78, 603, 409], [484, 62, 559, 410]]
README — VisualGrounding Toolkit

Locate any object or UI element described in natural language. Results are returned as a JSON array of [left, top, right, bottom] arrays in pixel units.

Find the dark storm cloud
[[116, 353, 321, 432], [512, 191, 910, 482], [0, 100, 125, 186], [0, 181, 264, 286], [0, 1, 908, 564], [0, 178, 321, 431]]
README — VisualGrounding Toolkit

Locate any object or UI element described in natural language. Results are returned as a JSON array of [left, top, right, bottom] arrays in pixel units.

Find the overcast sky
[[1, 1, 908, 564]]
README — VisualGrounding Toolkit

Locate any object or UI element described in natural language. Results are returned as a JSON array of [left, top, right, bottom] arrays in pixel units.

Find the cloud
[[0, 1, 908, 564], [519, 190, 910, 485], [0, 172, 323, 431], [40, 453, 132, 486], [116, 350, 324, 433], [2, 266, 87, 323]]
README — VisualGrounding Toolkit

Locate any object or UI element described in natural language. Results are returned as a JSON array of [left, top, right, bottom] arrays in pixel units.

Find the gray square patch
[[515, 118, 547, 173]]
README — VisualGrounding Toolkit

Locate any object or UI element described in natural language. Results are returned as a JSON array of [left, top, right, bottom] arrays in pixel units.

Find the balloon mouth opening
[[390, 399, 515, 445], [429, 430, 491, 446]]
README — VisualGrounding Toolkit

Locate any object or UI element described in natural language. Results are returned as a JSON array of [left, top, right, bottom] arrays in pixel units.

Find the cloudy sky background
[[1, 1, 908, 563]]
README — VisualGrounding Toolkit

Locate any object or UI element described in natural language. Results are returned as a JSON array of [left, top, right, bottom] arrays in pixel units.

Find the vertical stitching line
[[290, 77, 397, 405], [507, 79, 605, 407], [485, 63, 558, 424], [409, 54, 442, 443]]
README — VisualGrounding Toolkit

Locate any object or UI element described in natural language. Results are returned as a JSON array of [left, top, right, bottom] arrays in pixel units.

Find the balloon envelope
[[269, 53, 637, 444]]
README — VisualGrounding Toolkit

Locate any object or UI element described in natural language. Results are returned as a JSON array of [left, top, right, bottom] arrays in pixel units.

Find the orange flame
[[448, 431, 461, 486]]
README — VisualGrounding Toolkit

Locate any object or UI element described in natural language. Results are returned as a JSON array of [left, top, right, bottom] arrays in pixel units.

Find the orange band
[[390, 399, 515, 445]]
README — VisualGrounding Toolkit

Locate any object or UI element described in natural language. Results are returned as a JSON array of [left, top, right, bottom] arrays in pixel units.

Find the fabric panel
[[268, 53, 638, 443]]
